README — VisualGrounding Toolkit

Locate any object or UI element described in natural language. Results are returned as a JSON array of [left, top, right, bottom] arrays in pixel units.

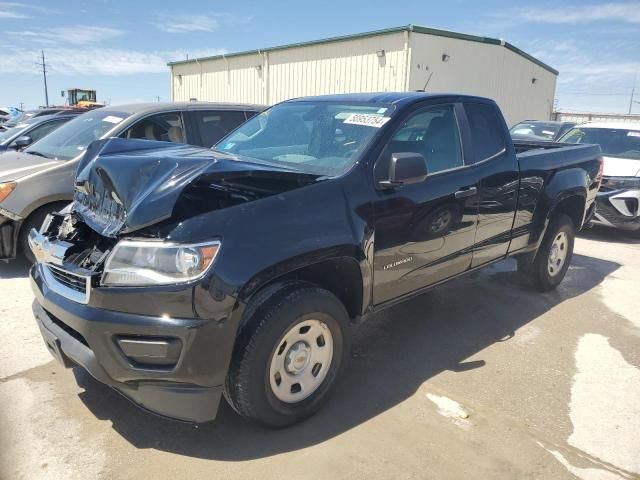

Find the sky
[[0, 0, 639, 113]]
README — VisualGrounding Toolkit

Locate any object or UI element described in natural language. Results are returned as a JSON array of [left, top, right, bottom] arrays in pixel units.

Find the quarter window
[[464, 103, 505, 162], [375, 104, 463, 181]]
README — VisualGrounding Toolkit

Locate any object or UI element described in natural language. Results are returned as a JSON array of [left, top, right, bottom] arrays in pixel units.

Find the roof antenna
[[421, 71, 433, 92]]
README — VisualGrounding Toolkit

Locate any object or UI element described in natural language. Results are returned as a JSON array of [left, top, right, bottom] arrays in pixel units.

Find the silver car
[[0, 102, 264, 261]]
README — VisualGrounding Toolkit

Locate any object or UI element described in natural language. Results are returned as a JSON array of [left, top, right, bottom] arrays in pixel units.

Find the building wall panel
[[170, 29, 557, 127], [407, 33, 556, 126]]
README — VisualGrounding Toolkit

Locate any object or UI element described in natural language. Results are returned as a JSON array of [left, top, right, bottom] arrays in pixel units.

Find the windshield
[[24, 109, 130, 160], [559, 127, 640, 160], [215, 101, 394, 176], [510, 122, 560, 140]]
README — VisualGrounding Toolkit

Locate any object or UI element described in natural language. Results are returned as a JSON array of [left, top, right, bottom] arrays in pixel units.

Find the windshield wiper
[[26, 150, 51, 159]]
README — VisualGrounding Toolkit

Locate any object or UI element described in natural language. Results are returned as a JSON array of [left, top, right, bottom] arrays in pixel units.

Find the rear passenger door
[[461, 102, 519, 267], [372, 102, 481, 305], [190, 110, 249, 148]]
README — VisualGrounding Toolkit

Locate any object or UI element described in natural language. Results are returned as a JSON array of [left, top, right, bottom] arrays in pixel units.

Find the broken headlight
[[102, 240, 221, 286]]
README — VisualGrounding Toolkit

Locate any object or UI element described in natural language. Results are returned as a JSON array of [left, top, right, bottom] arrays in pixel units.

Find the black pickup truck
[[29, 93, 602, 427]]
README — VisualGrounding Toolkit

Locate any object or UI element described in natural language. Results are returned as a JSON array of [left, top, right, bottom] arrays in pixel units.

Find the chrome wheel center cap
[[285, 341, 311, 374]]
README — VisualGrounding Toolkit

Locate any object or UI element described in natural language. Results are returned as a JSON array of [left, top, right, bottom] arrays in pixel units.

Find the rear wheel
[[519, 214, 575, 291], [224, 285, 350, 427]]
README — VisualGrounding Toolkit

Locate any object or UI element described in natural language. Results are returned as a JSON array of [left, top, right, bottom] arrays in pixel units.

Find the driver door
[[372, 103, 480, 305]]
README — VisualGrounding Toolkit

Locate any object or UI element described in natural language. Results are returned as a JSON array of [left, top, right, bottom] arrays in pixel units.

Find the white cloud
[[152, 12, 253, 33], [0, 10, 25, 18], [0, 2, 59, 18], [153, 14, 219, 33], [0, 47, 227, 76], [8, 26, 124, 45], [499, 2, 640, 25]]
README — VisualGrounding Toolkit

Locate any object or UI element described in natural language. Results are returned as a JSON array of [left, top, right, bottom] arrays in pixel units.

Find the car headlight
[[603, 176, 640, 190], [102, 239, 221, 286], [0, 182, 17, 203]]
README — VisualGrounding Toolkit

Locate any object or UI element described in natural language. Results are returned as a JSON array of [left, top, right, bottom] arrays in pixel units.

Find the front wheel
[[519, 213, 575, 291], [224, 285, 351, 427]]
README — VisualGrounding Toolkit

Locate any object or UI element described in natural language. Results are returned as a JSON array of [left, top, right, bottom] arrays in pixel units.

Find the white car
[[560, 122, 640, 234]]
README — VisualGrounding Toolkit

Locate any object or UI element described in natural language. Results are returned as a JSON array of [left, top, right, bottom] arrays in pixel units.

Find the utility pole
[[630, 73, 638, 115], [35, 50, 50, 107]]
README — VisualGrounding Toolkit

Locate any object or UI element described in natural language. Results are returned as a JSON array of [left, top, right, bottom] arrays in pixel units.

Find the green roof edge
[[167, 24, 558, 76]]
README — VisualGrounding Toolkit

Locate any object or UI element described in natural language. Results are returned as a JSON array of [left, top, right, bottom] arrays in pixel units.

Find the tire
[[224, 284, 351, 428], [520, 213, 575, 292], [18, 203, 67, 263]]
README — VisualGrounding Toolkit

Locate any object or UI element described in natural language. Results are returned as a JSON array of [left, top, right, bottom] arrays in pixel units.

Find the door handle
[[454, 186, 478, 199]]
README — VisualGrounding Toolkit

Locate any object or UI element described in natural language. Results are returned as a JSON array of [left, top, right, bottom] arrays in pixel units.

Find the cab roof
[[283, 92, 494, 108]]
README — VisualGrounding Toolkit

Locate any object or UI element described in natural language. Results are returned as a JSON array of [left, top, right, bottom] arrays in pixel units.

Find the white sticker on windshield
[[627, 131, 640, 137], [343, 113, 391, 128], [542, 130, 555, 136], [377, 108, 387, 114], [102, 115, 124, 124]]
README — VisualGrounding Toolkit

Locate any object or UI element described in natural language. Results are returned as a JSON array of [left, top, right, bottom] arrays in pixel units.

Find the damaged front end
[[71, 137, 321, 238], [29, 137, 324, 299], [28, 210, 114, 302]]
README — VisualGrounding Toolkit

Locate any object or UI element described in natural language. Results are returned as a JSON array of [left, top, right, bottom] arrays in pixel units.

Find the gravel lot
[[1, 227, 638, 480]]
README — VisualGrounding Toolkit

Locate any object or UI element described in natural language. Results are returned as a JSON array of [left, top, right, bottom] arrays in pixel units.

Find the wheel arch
[[239, 254, 366, 324]]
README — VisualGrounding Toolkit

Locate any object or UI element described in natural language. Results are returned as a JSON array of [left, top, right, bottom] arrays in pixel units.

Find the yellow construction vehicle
[[64, 88, 101, 108]]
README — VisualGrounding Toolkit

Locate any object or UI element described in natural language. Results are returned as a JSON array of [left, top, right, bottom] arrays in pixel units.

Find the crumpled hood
[[0, 150, 63, 182], [602, 156, 640, 177], [73, 138, 318, 237]]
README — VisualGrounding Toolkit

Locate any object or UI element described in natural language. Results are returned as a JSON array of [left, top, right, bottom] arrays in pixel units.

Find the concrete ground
[[0, 227, 638, 480]]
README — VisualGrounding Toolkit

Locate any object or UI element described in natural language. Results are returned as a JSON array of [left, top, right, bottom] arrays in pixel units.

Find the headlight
[[603, 176, 640, 190], [0, 182, 16, 203], [102, 239, 221, 286]]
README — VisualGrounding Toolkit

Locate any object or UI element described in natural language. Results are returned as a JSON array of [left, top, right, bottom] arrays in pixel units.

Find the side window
[[19, 119, 66, 145], [463, 103, 505, 163], [193, 110, 248, 148], [375, 104, 463, 182], [121, 112, 185, 144]]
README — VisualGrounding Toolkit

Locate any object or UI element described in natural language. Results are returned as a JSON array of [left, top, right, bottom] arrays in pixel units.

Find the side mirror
[[379, 152, 428, 188], [13, 135, 33, 149]]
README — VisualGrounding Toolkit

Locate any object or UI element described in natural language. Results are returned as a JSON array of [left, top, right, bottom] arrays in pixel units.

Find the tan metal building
[[168, 25, 558, 126]]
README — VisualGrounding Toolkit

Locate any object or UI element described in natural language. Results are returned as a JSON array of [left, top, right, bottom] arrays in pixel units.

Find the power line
[[35, 50, 50, 107]]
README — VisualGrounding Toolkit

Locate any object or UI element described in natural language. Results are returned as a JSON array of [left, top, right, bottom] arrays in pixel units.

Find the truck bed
[[514, 141, 602, 172]]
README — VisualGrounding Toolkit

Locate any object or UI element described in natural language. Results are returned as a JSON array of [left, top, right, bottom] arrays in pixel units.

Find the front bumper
[[30, 263, 230, 423], [593, 189, 640, 231]]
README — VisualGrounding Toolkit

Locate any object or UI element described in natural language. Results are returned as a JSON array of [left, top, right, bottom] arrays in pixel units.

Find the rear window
[[464, 103, 506, 163]]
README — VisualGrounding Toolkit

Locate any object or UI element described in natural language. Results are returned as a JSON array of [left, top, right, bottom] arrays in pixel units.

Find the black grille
[[48, 266, 88, 295]]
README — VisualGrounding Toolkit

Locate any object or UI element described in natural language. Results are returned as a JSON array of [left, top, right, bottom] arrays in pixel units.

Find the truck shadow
[[74, 253, 619, 460], [0, 257, 31, 279]]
